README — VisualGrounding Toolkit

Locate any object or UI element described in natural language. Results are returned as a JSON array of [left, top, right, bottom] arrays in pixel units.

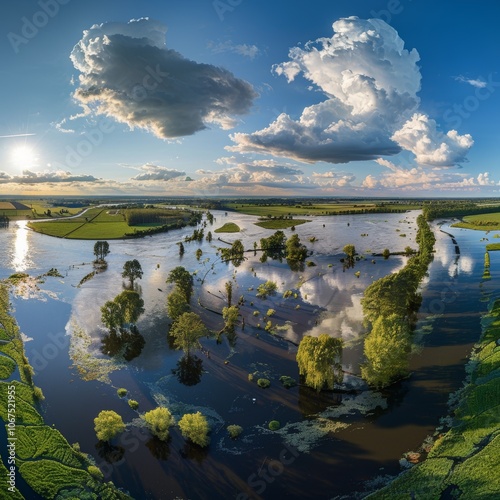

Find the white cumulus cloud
[[230, 17, 421, 163], [70, 18, 257, 139], [130, 164, 186, 181], [391, 113, 473, 167]]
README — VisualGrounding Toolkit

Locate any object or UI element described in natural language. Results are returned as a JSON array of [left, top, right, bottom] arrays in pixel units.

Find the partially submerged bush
[[227, 425, 243, 439], [117, 388, 127, 397], [279, 375, 297, 389], [128, 400, 139, 410], [268, 420, 280, 431], [257, 378, 270, 388]]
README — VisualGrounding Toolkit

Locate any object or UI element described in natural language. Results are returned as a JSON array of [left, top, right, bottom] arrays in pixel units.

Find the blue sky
[[1, 0, 499, 197]]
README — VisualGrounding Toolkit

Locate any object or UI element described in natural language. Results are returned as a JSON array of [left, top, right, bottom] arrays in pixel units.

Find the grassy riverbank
[[367, 298, 500, 498], [0, 283, 131, 499], [28, 207, 192, 240], [452, 211, 500, 231]]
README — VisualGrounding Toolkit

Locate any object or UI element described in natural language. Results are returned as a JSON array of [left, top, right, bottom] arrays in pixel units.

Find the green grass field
[[28, 208, 188, 239], [452, 211, 500, 230], [214, 222, 241, 233], [255, 219, 309, 229], [225, 202, 421, 217]]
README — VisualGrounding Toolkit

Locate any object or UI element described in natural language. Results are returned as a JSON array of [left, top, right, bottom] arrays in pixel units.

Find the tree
[[178, 411, 210, 447], [167, 287, 190, 321], [296, 334, 343, 391], [101, 300, 124, 333], [382, 248, 390, 259], [114, 290, 145, 325], [142, 407, 175, 441], [225, 281, 233, 307], [343, 244, 356, 260], [169, 312, 207, 356], [256, 280, 278, 299], [122, 259, 143, 288], [167, 266, 194, 302], [206, 231, 212, 243], [94, 410, 125, 441], [93, 241, 110, 262], [178, 242, 185, 256], [286, 234, 308, 270], [361, 314, 411, 388], [222, 306, 239, 333]]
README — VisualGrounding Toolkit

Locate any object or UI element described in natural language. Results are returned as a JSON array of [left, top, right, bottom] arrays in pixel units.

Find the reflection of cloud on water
[[303, 294, 364, 342]]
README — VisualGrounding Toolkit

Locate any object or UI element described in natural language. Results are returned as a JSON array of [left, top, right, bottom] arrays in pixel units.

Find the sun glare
[[11, 145, 37, 168]]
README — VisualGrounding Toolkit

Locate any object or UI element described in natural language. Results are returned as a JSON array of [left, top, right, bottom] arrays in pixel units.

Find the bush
[[266, 309, 276, 317], [269, 420, 280, 431], [248, 373, 254, 382], [117, 388, 127, 397], [178, 411, 210, 447], [279, 375, 297, 389], [227, 425, 243, 439], [87, 465, 103, 480], [32, 386, 45, 400], [382, 248, 390, 259], [142, 407, 175, 441], [94, 410, 125, 441], [257, 378, 270, 388], [128, 400, 139, 410]]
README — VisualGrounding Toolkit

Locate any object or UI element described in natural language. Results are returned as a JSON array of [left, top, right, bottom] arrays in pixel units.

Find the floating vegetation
[[274, 418, 349, 453], [68, 321, 124, 384]]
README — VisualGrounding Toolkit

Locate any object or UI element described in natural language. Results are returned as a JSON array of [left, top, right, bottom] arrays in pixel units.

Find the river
[[0, 211, 494, 499]]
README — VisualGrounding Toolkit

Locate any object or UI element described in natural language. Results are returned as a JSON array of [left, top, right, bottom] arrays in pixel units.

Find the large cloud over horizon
[[229, 17, 473, 167], [70, 18, 257, 138]]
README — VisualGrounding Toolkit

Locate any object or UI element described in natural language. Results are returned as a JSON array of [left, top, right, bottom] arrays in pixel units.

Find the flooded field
[[0, 211, 494, 499]]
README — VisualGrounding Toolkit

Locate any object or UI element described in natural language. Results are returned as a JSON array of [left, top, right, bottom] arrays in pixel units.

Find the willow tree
[[169, 312, 207, 356], [142, 407, 175, 441], [361, 314, 411, 388], [296, 334, 343, 391]]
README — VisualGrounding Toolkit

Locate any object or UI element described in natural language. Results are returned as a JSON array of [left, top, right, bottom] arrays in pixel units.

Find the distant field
[[226, 202, 420, 217], [0, 200, 32, 219], [255, 219, 309, 229], [452, 211, 500, 230], [214, 222, 240, 233], [28, 208, 189, 239]]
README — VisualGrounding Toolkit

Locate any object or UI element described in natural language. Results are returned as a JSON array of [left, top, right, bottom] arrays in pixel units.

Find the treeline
[[423, 201, 500, 220], [361, 215, 435, 388], [125, 208, 193, 226]]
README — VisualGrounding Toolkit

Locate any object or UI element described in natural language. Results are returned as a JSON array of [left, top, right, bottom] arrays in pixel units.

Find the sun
[[11, 145, 38, 168]]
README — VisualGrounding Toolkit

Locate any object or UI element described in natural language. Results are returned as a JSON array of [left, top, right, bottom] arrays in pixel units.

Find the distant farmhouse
[[0, 201, 32, 221]]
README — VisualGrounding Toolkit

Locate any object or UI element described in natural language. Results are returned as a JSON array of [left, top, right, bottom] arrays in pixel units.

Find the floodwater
[[0, 211, 494, 499]]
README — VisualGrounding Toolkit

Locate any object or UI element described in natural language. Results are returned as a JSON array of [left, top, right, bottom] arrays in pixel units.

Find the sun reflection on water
[[12, 221, 32, 272]]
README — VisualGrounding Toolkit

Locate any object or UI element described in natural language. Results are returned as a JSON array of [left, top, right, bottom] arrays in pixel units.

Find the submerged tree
[[142, 407, 175, 441], [178, 411, 210, 447], [101, 290, 144, 332], [122, 259, 143, 289], [94, 410, 125, 442], [361, 314, 411, 388], [167, 266, 194, 302], [169, 312, 207, 356], [296, 334, 343, 391], [93, 241, 110, 263], [167, 287, 190, 321]]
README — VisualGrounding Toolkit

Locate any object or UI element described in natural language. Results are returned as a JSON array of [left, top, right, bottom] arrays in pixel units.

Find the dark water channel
[[0, 213, 494, 499]]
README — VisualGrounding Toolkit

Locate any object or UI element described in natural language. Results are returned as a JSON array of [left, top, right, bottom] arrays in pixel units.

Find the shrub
[[178, 411, 210, 447], [227, 425, 243, 439], [279, 375, 297, 389], [257, 378, 270, 388], [87, 465, 104, 480], [117, 388, 127, 397], [142, 407, 175, 441], [33, 386, 45, 400], [266, 309, 276, 317], [128, 400, 139, 410], [269, 420, 280, 431], [382, 248, 390, 259], [94, 410, 125, 441], [248, 373, 254, 382]]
